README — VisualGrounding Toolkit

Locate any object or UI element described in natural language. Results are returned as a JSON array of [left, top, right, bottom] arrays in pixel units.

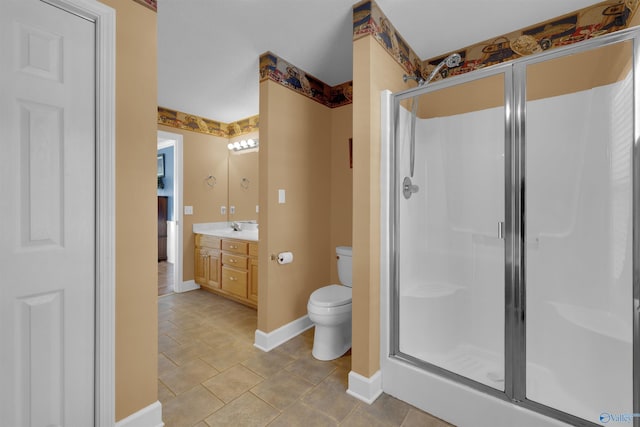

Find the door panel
[[0, 0, 96, 425], [524, 40, 634, 422], [396, 73, 507, 390]]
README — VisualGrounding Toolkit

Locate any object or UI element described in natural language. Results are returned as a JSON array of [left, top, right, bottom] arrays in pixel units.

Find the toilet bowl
[[308, 246, 352, 360]]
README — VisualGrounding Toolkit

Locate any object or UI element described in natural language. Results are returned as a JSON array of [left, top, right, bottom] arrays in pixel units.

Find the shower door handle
[[498, 221, 505, 240]]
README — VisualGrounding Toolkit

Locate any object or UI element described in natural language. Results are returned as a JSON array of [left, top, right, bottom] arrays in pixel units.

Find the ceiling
[[157, 0, 604, 124]]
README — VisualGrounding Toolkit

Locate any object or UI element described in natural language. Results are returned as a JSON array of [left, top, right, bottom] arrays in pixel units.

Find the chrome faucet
[[231, 221, 241, 231]]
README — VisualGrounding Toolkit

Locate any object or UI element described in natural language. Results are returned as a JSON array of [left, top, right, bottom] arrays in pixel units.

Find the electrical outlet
[[221, 206, 226, 215], [256, 205, 259, 213], [230, 206, 235, 214], [184, 206, 193, 215]]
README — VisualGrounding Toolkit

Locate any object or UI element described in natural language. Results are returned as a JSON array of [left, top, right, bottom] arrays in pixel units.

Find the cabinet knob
[[229, 276, 237, 281]]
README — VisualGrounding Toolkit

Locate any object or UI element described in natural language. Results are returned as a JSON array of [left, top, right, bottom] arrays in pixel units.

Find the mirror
[[228, 149, 259, 222]]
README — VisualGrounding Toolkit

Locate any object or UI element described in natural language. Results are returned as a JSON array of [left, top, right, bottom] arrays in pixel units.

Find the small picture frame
[[157, 153, 165, 177]]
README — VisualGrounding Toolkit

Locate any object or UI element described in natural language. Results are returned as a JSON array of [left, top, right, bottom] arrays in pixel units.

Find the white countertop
[[193, 222, 259, 241]]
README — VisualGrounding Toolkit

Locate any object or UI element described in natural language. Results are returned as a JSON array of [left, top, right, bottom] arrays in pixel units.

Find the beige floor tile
[[203, 364, 264, 403], [357, 394, 412, 426], [278, 334, 314, 359], [401, 409, 455, 427], [199, 339, 259, 372], [158, 380, 175, 404], [159, 358, 219, 395], [158, 353, 177, 376], [162, 339, 215, 366], [158, 290, 453, 427], [285, 354, 337, 385], [250, 370, 315, 410], [204, 392, 279, 427], [162, 385, 224, 427], [340, 406, 392, 427], [302, 374, 359, 422], [241, 348, 296, 378], [270, 401, 338, 427], [158, 333, 182, 354]]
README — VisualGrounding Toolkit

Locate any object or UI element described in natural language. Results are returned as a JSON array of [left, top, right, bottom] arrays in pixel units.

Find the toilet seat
[[309, 285, 352, 307]]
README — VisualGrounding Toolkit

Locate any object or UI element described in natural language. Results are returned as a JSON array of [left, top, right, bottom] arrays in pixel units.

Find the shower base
[[407, 344, 504, 390]]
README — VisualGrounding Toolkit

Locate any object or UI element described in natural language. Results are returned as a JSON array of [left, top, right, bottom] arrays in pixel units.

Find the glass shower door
[[523, 40, 634, 423], [395, 72, 507, 390]]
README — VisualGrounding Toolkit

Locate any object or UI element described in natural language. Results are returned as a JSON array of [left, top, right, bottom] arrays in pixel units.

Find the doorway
[[158, 130, 184, 294]]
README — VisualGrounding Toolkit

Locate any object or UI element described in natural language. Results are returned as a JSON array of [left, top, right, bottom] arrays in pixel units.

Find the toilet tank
[[336, 246, 353, 287]]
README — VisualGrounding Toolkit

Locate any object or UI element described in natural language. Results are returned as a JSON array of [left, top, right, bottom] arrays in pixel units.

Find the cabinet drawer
[[196, 234, 221, 249], [222, 239, 247, 254], [221, 267, 247, 298], [249, 242, 259, 257], [222, 253, 248, 269]]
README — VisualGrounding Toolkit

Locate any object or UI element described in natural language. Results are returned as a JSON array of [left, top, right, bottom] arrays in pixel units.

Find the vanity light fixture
[[228, 138, 259, 152]]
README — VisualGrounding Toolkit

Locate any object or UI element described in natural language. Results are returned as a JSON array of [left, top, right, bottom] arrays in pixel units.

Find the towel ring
[[241, 177, 250, 190], [205, 175, 216, 188]]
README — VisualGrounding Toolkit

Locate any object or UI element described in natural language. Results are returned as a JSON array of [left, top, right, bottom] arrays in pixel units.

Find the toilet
[[307, 246, 353, 360]]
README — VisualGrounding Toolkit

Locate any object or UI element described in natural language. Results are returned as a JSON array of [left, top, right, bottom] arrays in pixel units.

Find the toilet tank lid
[[310, 285, 352, 307], [336, 246, 352, 256]]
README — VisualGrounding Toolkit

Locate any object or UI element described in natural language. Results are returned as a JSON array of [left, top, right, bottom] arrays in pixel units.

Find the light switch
[[256, 205, 259, 213], [278, 189, 285, 204], [184, 206, 193, 215]]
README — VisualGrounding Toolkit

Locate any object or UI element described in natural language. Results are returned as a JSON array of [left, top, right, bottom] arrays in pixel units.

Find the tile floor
[[158, 261, 174, 296], [158, 289, 455, 427]]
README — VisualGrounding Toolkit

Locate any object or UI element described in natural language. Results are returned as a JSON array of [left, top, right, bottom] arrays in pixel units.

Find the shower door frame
[[385, 27, 640, 427]]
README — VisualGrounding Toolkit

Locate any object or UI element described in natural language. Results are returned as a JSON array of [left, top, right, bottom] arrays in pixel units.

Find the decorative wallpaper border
[[158, 107, 259, 138], [352, 0, 425, 81], [353, 0, 639, 84], [259, 51, 353, 109], [425, 0, 639, 82], [132, 0, 156, 12]]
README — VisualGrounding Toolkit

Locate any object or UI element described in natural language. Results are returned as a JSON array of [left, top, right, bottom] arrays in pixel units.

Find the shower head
[[422, 52, 462, 86]]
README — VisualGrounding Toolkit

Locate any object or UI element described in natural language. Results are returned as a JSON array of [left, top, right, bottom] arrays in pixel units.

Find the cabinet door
[[207, 250, 221, 289], [194, 247, 208, 286], [249, 257, 258, 303]]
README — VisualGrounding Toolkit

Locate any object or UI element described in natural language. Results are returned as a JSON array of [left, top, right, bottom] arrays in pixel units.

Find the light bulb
[[240, 140, 248, 148], [247, 139, 255, 146], [227, 143, 234, 150]]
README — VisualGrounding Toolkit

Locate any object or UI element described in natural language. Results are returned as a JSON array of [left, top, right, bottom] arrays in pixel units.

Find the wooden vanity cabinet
[[194, 235, 221, 290], [195, 233, 258, 308]]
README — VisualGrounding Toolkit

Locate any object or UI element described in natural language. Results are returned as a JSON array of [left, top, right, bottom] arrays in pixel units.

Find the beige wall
[[351, 36, 414, 378], [158, 124, 229, 282], [258, 80, 352, 332], [99, 0, 158, 421]]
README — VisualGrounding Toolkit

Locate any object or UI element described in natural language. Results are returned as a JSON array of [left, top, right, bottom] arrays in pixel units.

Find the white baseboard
[[254, 314, 313, 352], [115, 401, 163, 427], [347, 370, 383, 404], [175, 279, 199, 293]]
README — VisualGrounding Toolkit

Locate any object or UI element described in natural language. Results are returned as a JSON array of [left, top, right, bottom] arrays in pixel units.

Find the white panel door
[[0, 0, 96, 425]]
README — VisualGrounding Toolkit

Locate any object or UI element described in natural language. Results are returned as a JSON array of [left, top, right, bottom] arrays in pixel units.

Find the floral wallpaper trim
[[158, 107, 259, 138], [132, 0, 156, 12], [352, 0, 639, 84], [259, 51, 353, 108]]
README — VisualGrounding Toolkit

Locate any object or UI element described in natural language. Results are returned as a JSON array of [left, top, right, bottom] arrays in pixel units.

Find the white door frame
[[157, 130, 184, 293], [42, 0, 116, 425]]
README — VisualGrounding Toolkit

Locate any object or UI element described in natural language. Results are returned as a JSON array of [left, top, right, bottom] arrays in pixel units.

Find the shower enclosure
[[381, 28, 639, 427]]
